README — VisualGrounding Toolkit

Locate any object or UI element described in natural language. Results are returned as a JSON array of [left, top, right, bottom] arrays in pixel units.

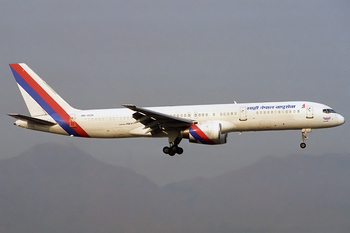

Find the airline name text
[[247, 104, 296, 111]]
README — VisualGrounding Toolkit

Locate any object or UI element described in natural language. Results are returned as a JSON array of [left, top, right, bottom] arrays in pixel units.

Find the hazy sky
[[1, 0, 349, 185]]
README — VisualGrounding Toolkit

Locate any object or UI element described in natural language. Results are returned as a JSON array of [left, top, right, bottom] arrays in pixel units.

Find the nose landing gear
[[300, 128, 311, 149]]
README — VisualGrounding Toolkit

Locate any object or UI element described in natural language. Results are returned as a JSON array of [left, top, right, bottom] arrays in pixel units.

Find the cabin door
[[239, 107, 247, 121], [306, 105, 314, 119]]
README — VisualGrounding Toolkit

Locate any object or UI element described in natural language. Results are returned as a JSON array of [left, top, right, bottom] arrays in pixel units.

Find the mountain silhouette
[[1, 143, 350, 233], [164, 153, 350, 233], [0, 143, 186, 233]]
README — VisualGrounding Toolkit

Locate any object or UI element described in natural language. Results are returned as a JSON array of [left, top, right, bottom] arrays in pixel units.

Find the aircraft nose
[[338, 114, 345, 125]]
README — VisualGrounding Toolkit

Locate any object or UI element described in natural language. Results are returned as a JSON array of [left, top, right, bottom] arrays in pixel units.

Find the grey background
[[1, 0, 349, 185]]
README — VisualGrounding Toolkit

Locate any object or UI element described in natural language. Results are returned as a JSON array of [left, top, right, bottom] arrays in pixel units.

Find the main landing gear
[[163, 144, 183, 156], [300, 128, 311, 149], [163, 134, 183, 156]]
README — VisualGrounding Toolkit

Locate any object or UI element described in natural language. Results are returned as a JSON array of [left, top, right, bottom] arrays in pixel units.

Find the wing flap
[[143, 121, 159, 129], [8, 113, 57, 126]]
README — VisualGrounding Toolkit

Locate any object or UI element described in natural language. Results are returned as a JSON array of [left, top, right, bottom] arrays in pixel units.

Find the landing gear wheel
[[168, 150, 176, 156], [163, 146, 170, 154], [170, 145, 178, 153], [176, 147, 183, 155], [163, 145, 183, 156], [300, 142, 306, 149]]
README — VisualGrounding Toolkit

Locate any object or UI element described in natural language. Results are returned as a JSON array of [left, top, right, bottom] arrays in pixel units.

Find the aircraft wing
[[8, 113, 57, 126], [122, 104, 194, 134]]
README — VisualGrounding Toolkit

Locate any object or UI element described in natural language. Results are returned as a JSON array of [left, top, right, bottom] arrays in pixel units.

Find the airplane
[[8, 63, 345, 156]]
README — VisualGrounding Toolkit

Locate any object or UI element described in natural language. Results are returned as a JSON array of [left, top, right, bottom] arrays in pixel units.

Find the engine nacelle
[[182, 122, 227, 145]]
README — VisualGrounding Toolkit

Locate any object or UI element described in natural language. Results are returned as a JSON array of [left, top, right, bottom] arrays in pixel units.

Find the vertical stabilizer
[[9, 63, 76, 116], [9, 63, 90, 137], [16, 83, 46, 117]]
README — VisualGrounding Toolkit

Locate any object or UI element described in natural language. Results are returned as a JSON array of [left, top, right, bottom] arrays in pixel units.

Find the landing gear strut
[[300, 128, 311, 149]]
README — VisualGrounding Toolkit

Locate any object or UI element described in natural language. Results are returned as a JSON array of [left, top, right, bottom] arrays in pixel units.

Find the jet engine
[[182, 122, 227, 145]]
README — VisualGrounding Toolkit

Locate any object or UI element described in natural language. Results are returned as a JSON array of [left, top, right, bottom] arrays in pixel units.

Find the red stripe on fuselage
[[10, 64, 89, 137]]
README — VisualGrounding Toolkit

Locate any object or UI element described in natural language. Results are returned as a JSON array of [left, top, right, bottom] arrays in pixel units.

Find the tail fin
[[9, 63, 76, 117], [9, 63, 89, 137]]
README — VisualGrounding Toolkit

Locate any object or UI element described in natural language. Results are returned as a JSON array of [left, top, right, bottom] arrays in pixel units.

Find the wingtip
[[122, 104, 136, 109]]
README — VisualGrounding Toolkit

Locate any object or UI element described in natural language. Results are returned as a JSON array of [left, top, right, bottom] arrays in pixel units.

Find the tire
[[170, 145, 178, 152], [163, 146, 170, 154], [176, 147, 184, 155]]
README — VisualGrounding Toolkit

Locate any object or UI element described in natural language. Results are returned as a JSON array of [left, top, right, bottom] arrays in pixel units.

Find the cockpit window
[[323, 109, 336, 114]]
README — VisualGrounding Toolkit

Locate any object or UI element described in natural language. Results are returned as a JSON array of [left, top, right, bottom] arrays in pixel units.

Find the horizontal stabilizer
[[8, 114, 56, 126]]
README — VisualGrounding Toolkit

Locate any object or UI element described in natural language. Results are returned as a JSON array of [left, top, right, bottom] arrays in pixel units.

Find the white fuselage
[[15, 101, 344, 139]]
